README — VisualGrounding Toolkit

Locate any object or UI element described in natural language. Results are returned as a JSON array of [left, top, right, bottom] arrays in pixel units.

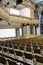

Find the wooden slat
[[20, 34, 37, 39], [21, 1, 35, 10]]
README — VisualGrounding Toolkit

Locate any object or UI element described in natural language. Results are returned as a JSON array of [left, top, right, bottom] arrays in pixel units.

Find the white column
[[37, 24, 40, 36], [33, 25, 36, 34], [22, 25, 30, 36], [16, 28, 20, 38]]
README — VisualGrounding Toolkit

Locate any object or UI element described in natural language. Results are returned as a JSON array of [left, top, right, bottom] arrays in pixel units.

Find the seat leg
[[5, 60, 9, 65], [33, 58, 37, 65]]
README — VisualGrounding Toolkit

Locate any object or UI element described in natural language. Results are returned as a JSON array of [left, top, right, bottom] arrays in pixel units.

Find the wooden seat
[[26, 47, 31, 52], [35, 55, 43, 63], [33, 46, 37, 49], [15, 50, 23, 57], [0, 43, 4, 46], [8, 59, 17, 65], [8, 49, 14, 55], [34, 49, 40, 54], [4, 43, 8, 47], [9, 43, 13, 48], [0, 47, 2, 51], [40, 46, 43, 49], [19, 45, 24, 50], [6, 40, 8, 44], [14, 44, 18, 49], [0, 47, 2, 53], [0, 55, 6, 64], [24, 53, 33, 60], [3, 47, 8, 54]]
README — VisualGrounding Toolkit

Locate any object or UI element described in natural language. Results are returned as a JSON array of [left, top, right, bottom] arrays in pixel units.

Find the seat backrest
[[14, 44, 18, 49], [26, 47, 31, 52], [34, 49, 40, 54], [3, 48, 8, 52], [24, 53, 33, 60], [9, 49, 14, 54], [19, 45, 24, 50], [15, 50, 23, 56], [35, 55, 43, 63]]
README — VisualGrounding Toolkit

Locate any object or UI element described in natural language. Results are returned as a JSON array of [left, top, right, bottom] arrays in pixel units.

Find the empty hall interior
[[0, 0, 43, 65]]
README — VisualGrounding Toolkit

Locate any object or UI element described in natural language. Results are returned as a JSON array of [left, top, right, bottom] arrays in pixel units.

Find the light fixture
[[7, 2, 9, 5], [16, 0, 22, 5]]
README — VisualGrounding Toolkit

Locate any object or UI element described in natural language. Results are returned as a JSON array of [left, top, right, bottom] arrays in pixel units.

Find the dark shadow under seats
[[8, 49, 14, 55], [9, 43, 13, 48], [0, 55, 6, 64], [0, 42, 4, 46], [15, 50, 24, 57], [3, 47, 8, 53], [19, 45, 24, 50], [4, 43, 8, 47], [0, 47, 2, 51], [8, 59, 17, 65], [23, 63, 31, 65]]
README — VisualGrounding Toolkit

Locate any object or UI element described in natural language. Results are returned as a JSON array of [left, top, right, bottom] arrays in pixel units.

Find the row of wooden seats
[[0, 41, 41, 54], [0, 46, 43, 63], [0, 46, 33, 60], [0, 47, 43, 62], [0, 38, 43, 65], [0, 55, 30, 65], [0, 39, 43, 54]]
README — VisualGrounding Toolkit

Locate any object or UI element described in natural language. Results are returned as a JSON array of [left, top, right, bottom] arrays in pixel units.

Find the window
[[0, 29, 16, 38]]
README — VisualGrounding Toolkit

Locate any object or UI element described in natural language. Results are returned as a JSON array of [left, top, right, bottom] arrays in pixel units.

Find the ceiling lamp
[[7, 2, 9, 5], [16, 0, 22, 5], [4, 2, 9, 7]]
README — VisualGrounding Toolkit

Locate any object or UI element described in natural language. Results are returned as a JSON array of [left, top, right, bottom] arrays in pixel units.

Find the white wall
[[0, 29, 16, 38], [37, 24, 40, 35], [20, 8, 31, 17], [9, 8, 31, 17], [20, 28, 22, 36], [10, 8, 19, 15]]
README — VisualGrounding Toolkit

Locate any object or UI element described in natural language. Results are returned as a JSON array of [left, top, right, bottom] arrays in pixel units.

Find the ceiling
[[0, 0, 43, 8], [0, 0, 43, 29]]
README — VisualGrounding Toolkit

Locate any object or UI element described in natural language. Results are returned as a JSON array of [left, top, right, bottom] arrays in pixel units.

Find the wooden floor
[[0, 63, 3, 65]]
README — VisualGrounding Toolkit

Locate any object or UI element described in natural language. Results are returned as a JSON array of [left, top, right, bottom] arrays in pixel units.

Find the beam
[[0, 7, 9, 21]]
